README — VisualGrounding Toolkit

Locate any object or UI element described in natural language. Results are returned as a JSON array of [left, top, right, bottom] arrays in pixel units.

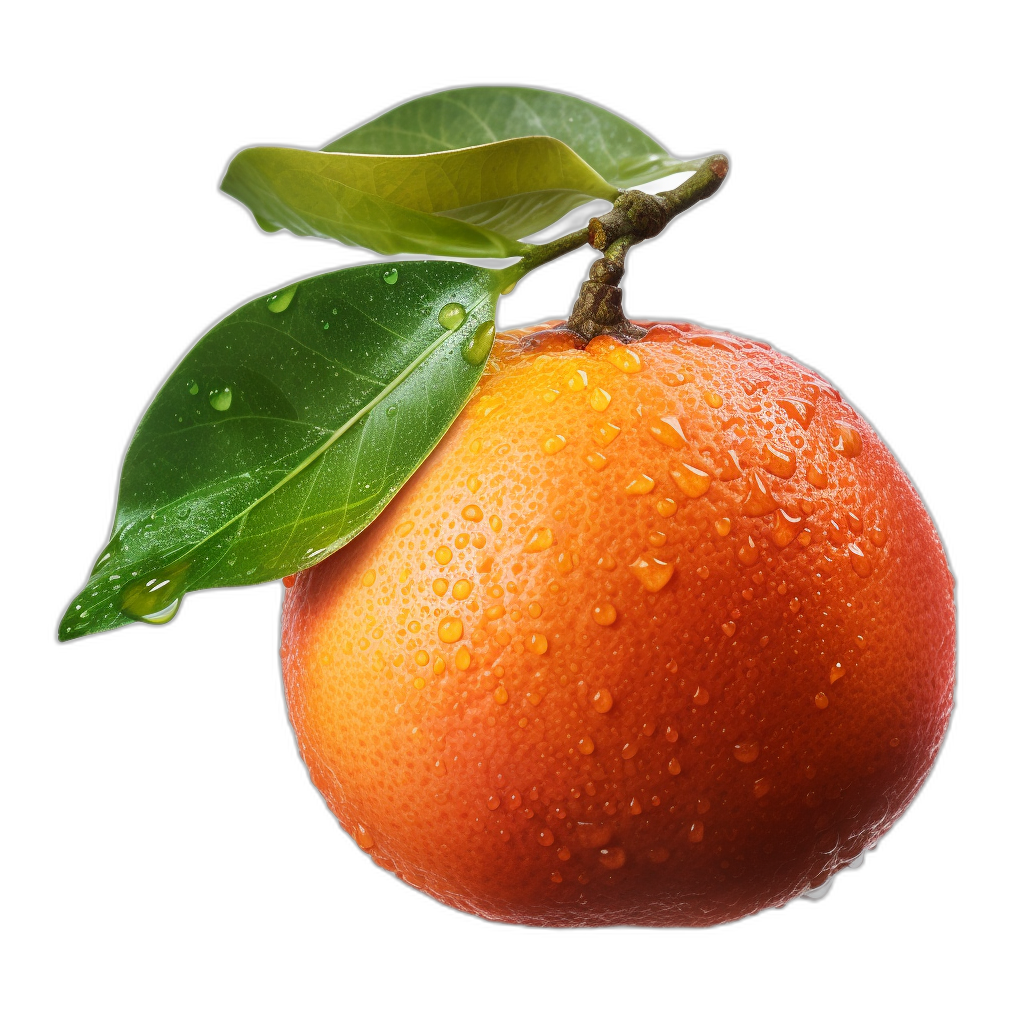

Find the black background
[[41, 68, 966, 962]]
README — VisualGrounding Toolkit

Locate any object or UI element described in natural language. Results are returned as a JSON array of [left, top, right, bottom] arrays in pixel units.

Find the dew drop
[[591, 688, 614, 713], [737, 535, 760, 566], [753, 777, 772, 799], [438, 616, 463, 643], [831, 421, 863, 458], [629, 554, 674, 593], [186, 379, 199, 395], [848, 542, 873, 577], [567, 369, 588, 392], [606, 345, 643, 373], [770, 509, 803, 548], [578, 735, 595, 755], [435, 546, 453, 565], [815, 691, 830, 709], [762, 441, 797, 479], [715, 517, 732, 537], [452, 579, 472, 599], [524, 527, 554, 552], [437, 301, 467, 331], [625, 474, 655, 495], [463, 320, 494, 366], [589, 387, 611, 411], [593, 421, 621, 446], [527, 633, 548, 654], [382, 267, 399, 285], [355, 825, 375, 850], [668, 757, 682, 775], [538, 830, 555, 847], [120, 562, 189, 624], [586, 451, 608, 471], [266, 283, 297, 313], [599, 846, 627, 868], [671, 461, 711, 498], [455, 647, 471, 670], [742, 470, 778, 515], [649, 416, 686, 449], [542, 434, 567, 454], [621, 741, 638, 760], [721, 620, 737, 637], [657, 498, 678, 518], [733, 741, 760, 764], [208, 387, 232, 412], [830, 661, 847, 683], [592, 603, 617, 626], [493, 684, 508, 704]]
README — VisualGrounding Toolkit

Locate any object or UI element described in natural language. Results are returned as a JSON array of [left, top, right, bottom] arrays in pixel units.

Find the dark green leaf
[[60, 261, 501, 640], [221, 136, 619, 257], [325, 86, 698, 189]]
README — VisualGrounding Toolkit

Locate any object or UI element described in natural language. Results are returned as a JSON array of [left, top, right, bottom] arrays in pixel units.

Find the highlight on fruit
[[61, 86, 955, 927]]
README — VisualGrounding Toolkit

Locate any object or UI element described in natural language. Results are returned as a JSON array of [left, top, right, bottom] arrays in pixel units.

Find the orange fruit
[[281, 319, 955, 926]]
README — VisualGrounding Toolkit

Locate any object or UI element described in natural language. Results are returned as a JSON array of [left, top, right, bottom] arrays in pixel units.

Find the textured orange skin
[[281, 321, 955, 927]]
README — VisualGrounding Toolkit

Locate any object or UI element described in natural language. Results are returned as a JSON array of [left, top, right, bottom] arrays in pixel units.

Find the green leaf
[[221, 136, 619, 257], [325, 86, 698, 189], [60, 261, 501, 641]]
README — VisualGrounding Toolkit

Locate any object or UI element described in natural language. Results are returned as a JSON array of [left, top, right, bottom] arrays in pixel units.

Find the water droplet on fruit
[[493, 684, 509, 704], [186, 379, 199, 395], [762, 442, 797, 478], [435, 546, 453, 565], [437, 302, 466, 331], [625, 474, 655, 495], [778, 397, 815, 428], [542, 435, 567, 454], [538, 830, 555, 846], [830, 661, 846, 683], [771, 509, 803, 548], [815, 691, 829, 709], [209, 387, 232, 411], [703, 390, 723, 408], [567, 369, 588, 391], [592, 603, 617, 626], [629, 555, 674, 593], [382, 267, 399, 285], [715, 517, 732, 537], [667, 758, 682, 775], [591, 688, 614, 713], [671, 462, 711, 498], [526, 633, 548, 654], [599, 846, 627, 868], [753, 777, 771, 799], [722, 620, 737, 637], [606, 345, 643, 373], [831, 421, 863, 458], [589, 388, 611, 411], [734, 741, 760, 763], [649, 416, 686, 449], [593, 421, 621, 446], [578, 735, 595, 754], [463, 320, 495, 366], [848, 542, 873, 577], [438, 617, 463, 643], [355, 825, 375, 849], [524, 527, 554, 552], [737, 536, 759, 566], [266, 284, 297, 313], [586, 452, 608, 471], [455, 647, 471, 670], [657, 498, 677, 518], [742, 470, 778, 515]]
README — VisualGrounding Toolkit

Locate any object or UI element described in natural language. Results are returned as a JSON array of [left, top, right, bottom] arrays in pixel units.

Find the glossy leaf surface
[[61, 262, 500, 640], [325, 86, 697, 189], [221, 136, 619, 257]]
